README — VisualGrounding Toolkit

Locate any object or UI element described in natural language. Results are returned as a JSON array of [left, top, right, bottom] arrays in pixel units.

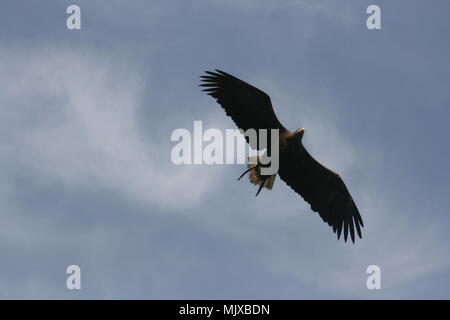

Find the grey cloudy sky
[[0, 0, 449, 299]]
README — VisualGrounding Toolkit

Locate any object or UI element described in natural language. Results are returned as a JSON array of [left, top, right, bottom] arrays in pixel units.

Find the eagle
[[200, 70, 364, 243]]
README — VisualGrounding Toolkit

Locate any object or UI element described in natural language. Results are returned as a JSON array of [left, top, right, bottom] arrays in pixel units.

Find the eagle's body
[[200, 70, 363, 243]]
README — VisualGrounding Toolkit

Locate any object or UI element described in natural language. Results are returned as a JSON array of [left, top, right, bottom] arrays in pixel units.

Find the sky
[[0, 0, 449, 299]]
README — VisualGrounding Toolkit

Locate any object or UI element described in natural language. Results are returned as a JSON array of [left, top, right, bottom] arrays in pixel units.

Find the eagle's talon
[[237, 165, 259, 181]]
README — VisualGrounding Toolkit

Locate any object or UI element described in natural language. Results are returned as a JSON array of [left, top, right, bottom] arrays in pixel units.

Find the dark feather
[[276, 142, 363, 243], [200, 70, 286, 150]]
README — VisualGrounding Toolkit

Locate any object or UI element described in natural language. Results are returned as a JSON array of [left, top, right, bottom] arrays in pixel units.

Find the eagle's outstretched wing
[[278, 146, 364, 243], [200, 69, 363, 243], [200, 70, 286, 149]]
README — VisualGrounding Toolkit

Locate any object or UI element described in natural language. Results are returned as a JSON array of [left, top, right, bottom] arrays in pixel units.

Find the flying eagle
[[200, 70, 364, 243]]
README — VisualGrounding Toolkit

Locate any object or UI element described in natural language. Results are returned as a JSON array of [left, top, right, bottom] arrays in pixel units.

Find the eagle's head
[[293, 128, 305, 141]]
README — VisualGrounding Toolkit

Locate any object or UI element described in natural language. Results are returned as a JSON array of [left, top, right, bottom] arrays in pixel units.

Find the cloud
[[0, 45, 222, 212], [0, 40, 449, 299]]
